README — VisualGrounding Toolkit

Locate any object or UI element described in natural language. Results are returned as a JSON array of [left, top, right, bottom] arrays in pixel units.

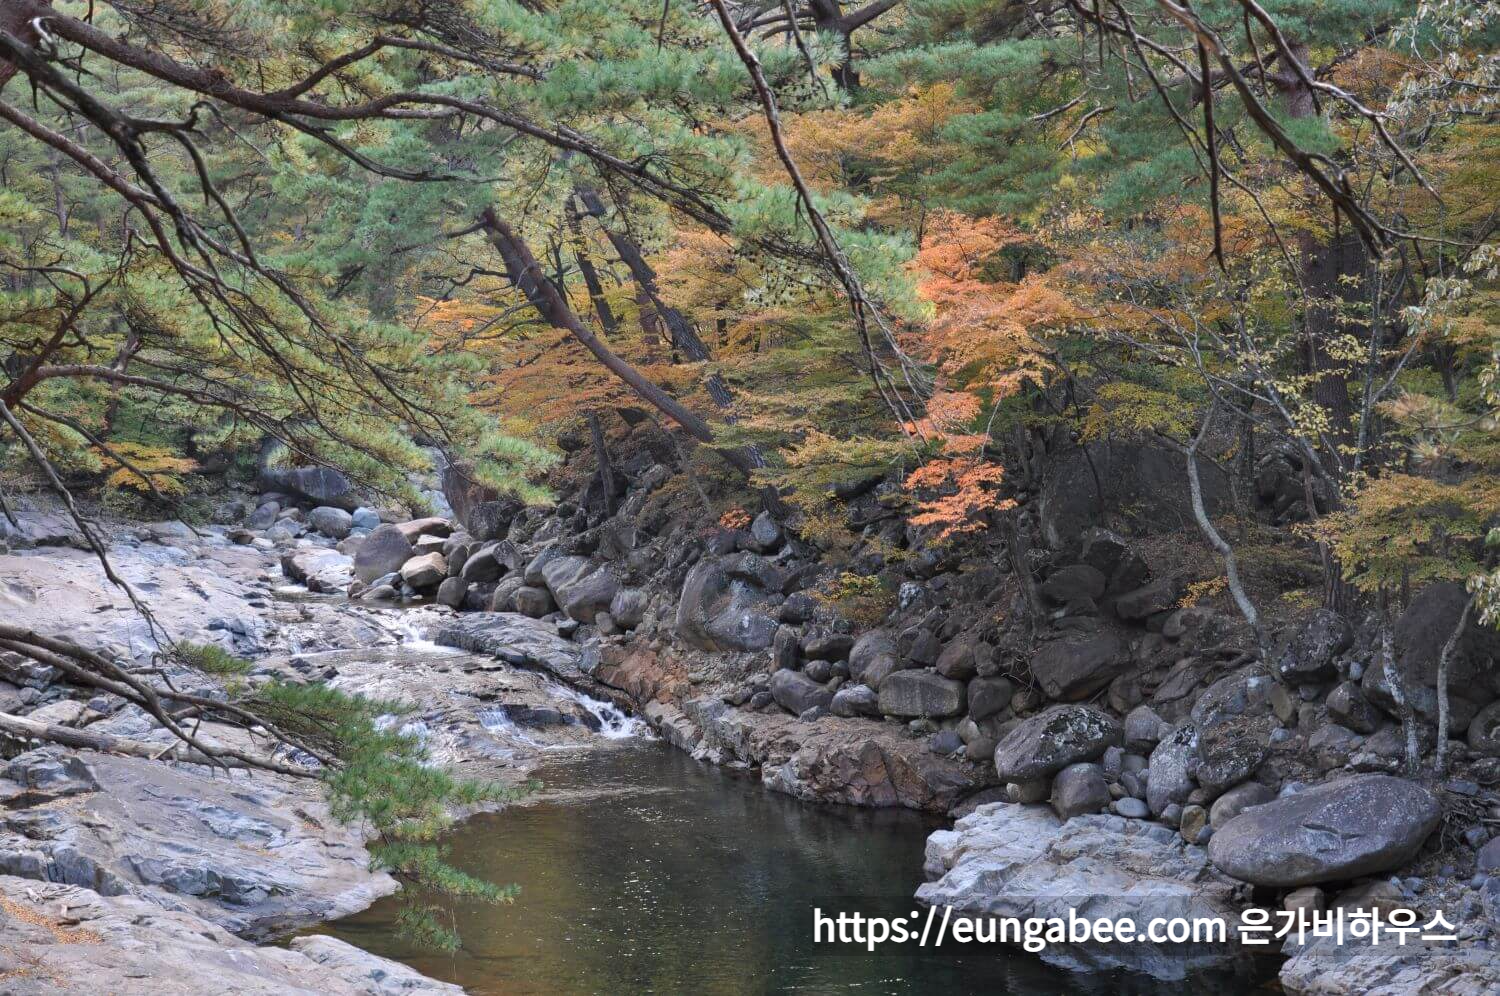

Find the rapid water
[[310, 741, 1275, 995]]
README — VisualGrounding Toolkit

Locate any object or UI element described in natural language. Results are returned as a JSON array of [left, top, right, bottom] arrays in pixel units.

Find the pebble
[[1114, 797, 1149, 819]]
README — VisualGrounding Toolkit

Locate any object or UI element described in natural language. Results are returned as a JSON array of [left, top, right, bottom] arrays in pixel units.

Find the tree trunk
[[587, 409, 616, 515], [565, 200, 619, 336], [1435, 595, 1475, 775]]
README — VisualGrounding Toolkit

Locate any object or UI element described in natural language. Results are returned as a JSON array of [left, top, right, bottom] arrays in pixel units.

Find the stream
[[308, 733, 1274, 994]]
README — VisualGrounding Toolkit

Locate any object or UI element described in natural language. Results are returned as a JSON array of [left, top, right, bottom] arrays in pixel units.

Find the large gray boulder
[[352, 524, 413, 584], [849, 629, 906, 688], [1189, 672, 1273, 794], [539, 556, 618, 623], [1362, 581, 1500, 725], [257, 441, 357, 510], [1031, 633, 1126, 701], [1276, 609, 1352, 686], [399, 552, 447, 590], [878, 671, 967, 718], [992, 705, 1120, 782], [1051, 762, 1110, 820], [441, 459, 522, 540], [307, 506, 353, 540], [1038, 442, 1230, 550], [459, 544, 505, 583], [830, 684, 881, 717], [1208, 774, 1442, 887], [675, 554, 779, 652], [1147, 725, 1198, 817], [771, 670, 834, 715]]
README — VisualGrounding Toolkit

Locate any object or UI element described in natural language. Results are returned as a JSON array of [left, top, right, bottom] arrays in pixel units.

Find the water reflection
[[312, 742, 1277, 994]]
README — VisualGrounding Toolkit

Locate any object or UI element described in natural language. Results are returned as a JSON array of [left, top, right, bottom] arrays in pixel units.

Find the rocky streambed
[[3, 492, 1499, 995]]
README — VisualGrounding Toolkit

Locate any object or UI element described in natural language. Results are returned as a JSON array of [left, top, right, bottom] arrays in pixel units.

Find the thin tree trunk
[[565, 201, 619, 336], [1435, 595, 1474, 775], [0, 710, 262, 770], [1379, 601, 1420, 776], [587, 409, 616, 515]]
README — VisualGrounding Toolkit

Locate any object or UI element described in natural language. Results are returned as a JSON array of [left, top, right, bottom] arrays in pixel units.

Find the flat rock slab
[[917, 802, 1250, 979], [0, 742, 395, 938], [433, 612, 585, 682], [1280, 933, 1500, 996], [679, 697, 991, 812], [0, 875, 459, 995], [1207, 774, 1441, 887]]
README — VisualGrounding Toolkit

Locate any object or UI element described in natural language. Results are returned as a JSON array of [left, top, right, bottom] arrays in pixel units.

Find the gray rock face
[[1277, 609, 1352, 686], [771, 670, 834, 715], [849, 629, 905, 688], [308, 506, 353, 540], [1031, 633, 1126, 701], [830, 684, 881, 718], [399, 552, 447, 590], [1207, 774, 1442, 887], [878, 671, 967, 718], [353, 524, 413, 585], [992, 705, 1120, 782], [1363, 581, 1500, 725], [1051, 762, 1109, 820], [675, 555, 779, 652], [919, 805, 1250, 979]]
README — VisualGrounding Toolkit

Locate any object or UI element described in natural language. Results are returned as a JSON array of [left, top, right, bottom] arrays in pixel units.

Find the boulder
[[350, 507, 380, 531], [256, 453, 356, 510], [1207, 774, 1442, 887], [352, 528, 414, 585], [878, 671, 967, 718], [1124, 704, 1167, 753], [395, 517, 453, 542], [1209, 781, 1275, 827], [514, 585, 555, 618], [748, 511, 784, 551], [1113, 579, 1179, 621], [771, 670, 834, 716], [1363, 581, 1500, 725], [459, 545, 505, 583], [992, 705, 1121, 782], [830, 684, 881, 718], [1038, 441, 1230, 550], [307, 506, 353, 540], [246, 501, 280, 530], [849, 630, 900, 685], [1041, 565, 1107, 604], [1470, 700, 1500, 756], [675, 555, 778, 652], [609, 588, 648, 629], [1031, 633, 1126, 701], [541, 557, 618, 623], [1326, 681, 1381, 734], [441, 458, 522, 540], [399, 552, 447, 590], [1189, 673, 1274, 794], [435, 577, 467, 609], [279, 549, 353, 592], [803, 633, 855, 661], [1146, 725, 1198, 817], [1276, 609, 1353, 686], [934, 638, 977, 680], [1051, 762, 1110, 820], [968, 676, 1015, 721]]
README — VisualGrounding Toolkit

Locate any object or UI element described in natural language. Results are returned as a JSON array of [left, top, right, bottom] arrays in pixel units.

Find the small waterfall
[[546, 680, 650, 741], [478, 709, 542, 747]]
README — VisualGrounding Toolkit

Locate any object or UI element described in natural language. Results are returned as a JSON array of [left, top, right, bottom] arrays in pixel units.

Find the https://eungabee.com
[[813, 904, 1460, 954]]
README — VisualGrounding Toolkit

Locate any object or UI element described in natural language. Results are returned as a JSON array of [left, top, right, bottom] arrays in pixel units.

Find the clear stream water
[[311, 737, 1278, 995]]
